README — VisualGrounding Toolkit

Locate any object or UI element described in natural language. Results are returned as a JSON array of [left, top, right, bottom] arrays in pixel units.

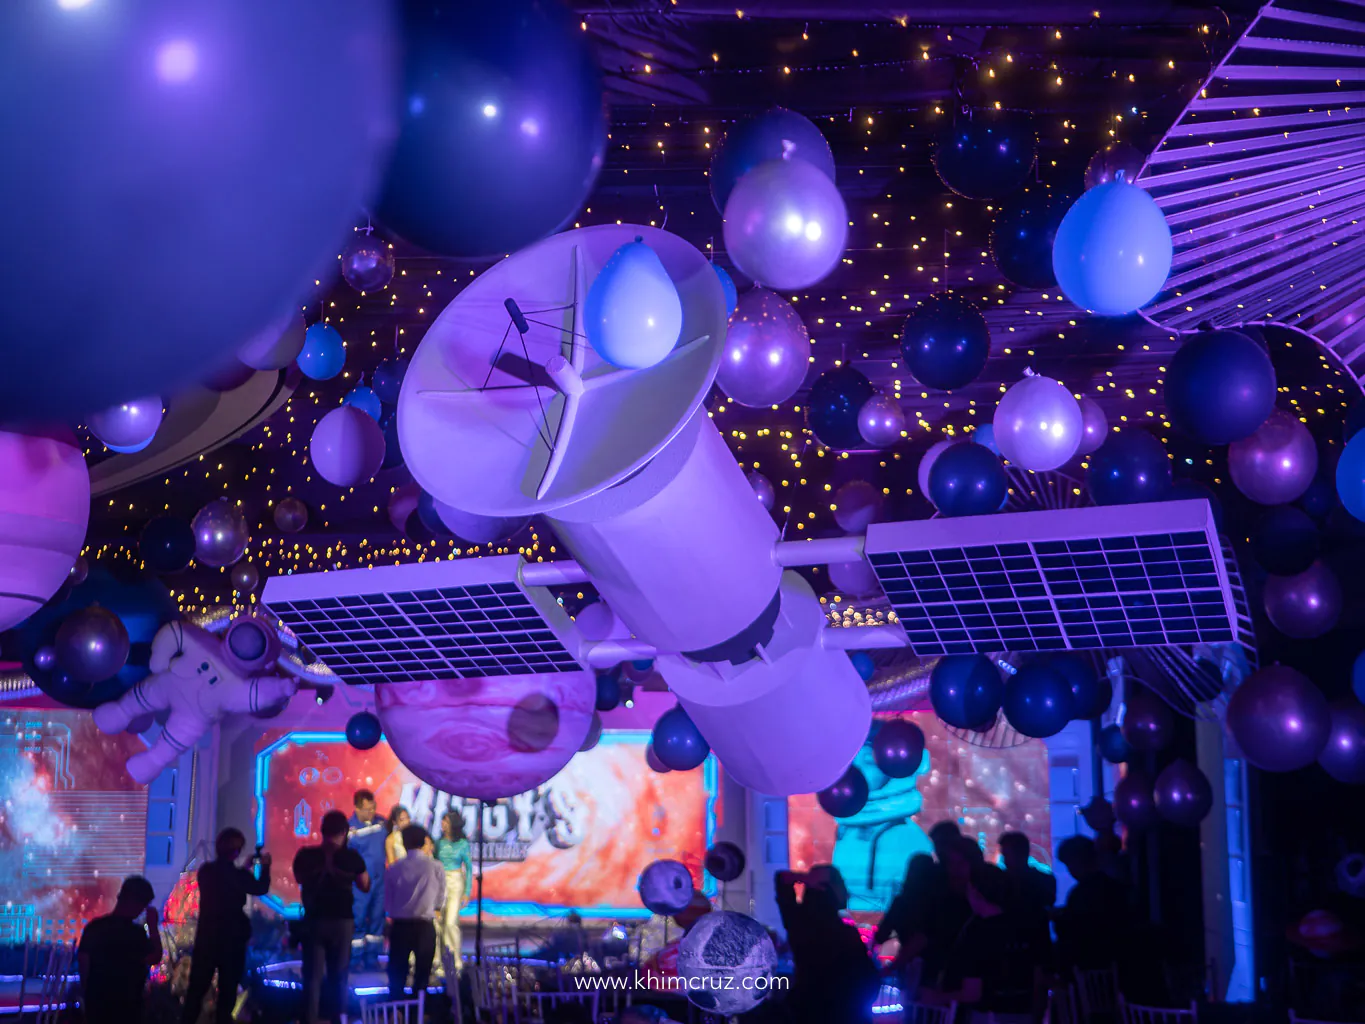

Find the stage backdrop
[[253, 729, 717, 921], [0, 708, 148, 943], [788, 711, 1052, 919]]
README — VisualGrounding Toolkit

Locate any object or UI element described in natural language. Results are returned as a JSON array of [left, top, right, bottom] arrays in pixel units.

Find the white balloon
[[993, 375, 1083, 472], [918, 439, 955, 501]]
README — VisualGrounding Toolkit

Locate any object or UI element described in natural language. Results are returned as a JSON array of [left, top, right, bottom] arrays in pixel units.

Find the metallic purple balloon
[[1265, 561, 1342, 639], [89, 397, 163, 451], [859, 391, 907, 448], [993, 374, 1084, 472], [723, 158, 849, 290], [1121, 689, 1173, 752], [872, 720, 926, 779], [33, 646, 56, 672], [68, 556, 89, 587], [747, 471, 775, 511], [192, 498, 250, 569], [231, 560, 260, 593], [273, 496, 308, 534], [1084, 142, 1145, 190], [55, 605, 130, 684], [1113, 770, 1158, 830], [717, 288, 810, 407], [1153, 758, 1213, 826], [1229, 409, 1318, 505], [340, 232, 395, 293], [1077, 396, 1108, 455], [1319, 702, 1365, 785], [1226, 664, 1330, 772]]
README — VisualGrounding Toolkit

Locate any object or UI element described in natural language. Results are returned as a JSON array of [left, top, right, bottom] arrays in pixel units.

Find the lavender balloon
[[723, 158, 848, 290], [1153, 758, 1213, 826], [994, 374, 1084, 471], [1319, 702, 1365, 784], [311, 406, 386, 487], [340, 232, 395, 293], [833, 481, 884, 533], [717, 288, 809, 407], [90, 397, 163, 453], [1229, 409, 1318, 505], [1265, 561, 1342, 639], [747, 471, 775, 510], [1077, 397, 1108, 455], [859, 392, 907, 448], [192, 498, 250, 569], [1113, 770, 1158, 830], [1225, 664, 1330, 772], [273, 496, 308, 534]]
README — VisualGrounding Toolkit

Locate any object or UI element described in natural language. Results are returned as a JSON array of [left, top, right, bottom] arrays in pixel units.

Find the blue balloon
[[1003, 663, 1076, 738], [595, 671, 622, 712], [343, 386, 383, 422], [714, 264, 738, 317], [139, 517, 196, 574], [817, 765, 870, 818], [1253, 506, 1320, 576], [1053, 178, 1173, 317], [372, 356, 409, 406], [586, 238, 683, 369], [990, 187, 1071, 289], [377, 1, 605, 258], [807, 366, 876, 450], [901, 293, 991, 391], [1165, 330, 1277, 445], [1087, 431, 1172, 505], [710, 107, 836, 213], [380, 412, 404, 470], [346, 711, 383, 751], [1299, 471, 1337, 520], [933, 111, 1037, 200], [1336, 432, 1365, 523], [930, 655, 1004, 729], [974, 423, 1001, 455], [297, 323, 345, 380], [928, 442, 1008, 517], [652, 706, 710, 771], [1047, 653, 1111, 720], [1353, 650, 1365, 705], [850, 652, 876, 681], [1098, 723, 1133, 764]]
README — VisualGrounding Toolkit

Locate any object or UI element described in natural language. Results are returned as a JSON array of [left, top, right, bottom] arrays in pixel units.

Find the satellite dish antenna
[[398, 225, 728, 517]]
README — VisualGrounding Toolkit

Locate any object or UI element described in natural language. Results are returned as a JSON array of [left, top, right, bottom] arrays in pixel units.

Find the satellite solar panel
[[262, 555, 584, 686], [864, 500, 1236, 655]]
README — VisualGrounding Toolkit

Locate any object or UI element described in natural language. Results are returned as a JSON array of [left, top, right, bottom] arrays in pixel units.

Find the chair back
[[35, 942, 75, 1024], [360, 990, 426, 1024], [515, 990, 599, 1024], [903, 1000, 957, 1024], [1118, 997, 1197, 1024], [470, 962, 516, 1024], [1048, 984, 1081, 1024], [1075, 966, 1120, 1019]]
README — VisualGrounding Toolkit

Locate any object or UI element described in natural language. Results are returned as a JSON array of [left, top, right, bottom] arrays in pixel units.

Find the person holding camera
[[294, 809, 372, 1023]]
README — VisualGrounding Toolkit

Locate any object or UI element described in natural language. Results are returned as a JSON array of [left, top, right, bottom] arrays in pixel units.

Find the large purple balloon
[[1225, 665, 1330, 772], [1122, 689, 1173, 752], [724, 158, 848, 290], [1153, 758, 1213, 826], [717, 288, 810, 408], [1229, 410, 1318, 505], [1113, 770, 1158, 830], [0, 0, 395, 422], [1264, 561, 1342, 639], [55, 606, 131, 685], [1318, 702, 1365, 785], [858, 392, 907, 448], [311, 406, 386, 488], [192, 498, 250, 569], [340, 232, 395, 293]]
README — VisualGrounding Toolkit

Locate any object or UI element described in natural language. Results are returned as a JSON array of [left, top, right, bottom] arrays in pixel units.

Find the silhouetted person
[[776, 865, 880, 1024], [929, 820, 963, 863], [78, 875, 163, 1024], [1055, 835, 1134, 975], [182, 827, 271, 1024], [385, 825, 446, 1000], [876, 852, 936, 992], [295, 809, 371, 1024], [999, 831, 1056, 944], [917, 834, 975, 992]]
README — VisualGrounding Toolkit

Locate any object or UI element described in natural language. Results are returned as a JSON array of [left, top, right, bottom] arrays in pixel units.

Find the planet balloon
[[1113, 770, 1158, 830], [928, 442, 1009, 517], [710, 108, 836, 213], [1264, 561, 1342, 639], [807, 366, 876, 450], [90, 397, 163, 453], [933, 111, 1037, 200], [748, 471, 776, 510], [901, 293, 991, 391], [717, 288, 809, 407], [1253, 506, 1320, 576], [139, 517, 196, 575], [724, 157, 849, 290], [273, 497, 308, 534], [638, 859, 696, 916], [930, 655, 1004, 729], [191, 499, 249, 569], [714, 264, 739, 316], [1077, 397, 1108, 455], [653, 706, 710, 771], [342, 386, 384, 422], [377, 0, 605, 258], [1053, 177, 1173, 316], [1225, 664, 1330, 772], [678, 911, 777, 1015], [586, 238, 683, 370], [817, 765, 870, 818], [1165, 330, 1277, 445], [55, 606, 130, 685], [0, 0, 395, 422], [346, 711, 383, 751], [918, 439, 956, 498], [704, 842, 747, 883], [1002, 663, 1076, 738], [872, 720, 926, 779], [1154, 759, 1213, 826], [1085, 142, 1145, 190], [1229, 409, 1317, 505], [1098, 723, 1133, 764], [238, 315, 307, 372], [1047, 653, 1111, 719], [230, 561, 260, 593], [201, 360, 257, 394], [297, 322, 346, 380], [1318, 702, 1365, 785], [994, 374, 1084, 471], [833, 481, 885, 533], [375, 672, 594, 800], [595, 672, 622, 712], [1087, 431, 1172, 505], [645, 744, 672, 774], [990, 188, 1071, 289], [340, 232, 394, 293], [372, 357, 409, 406], [1122, 689, 1173, 752], [311, 406, 386, 488]]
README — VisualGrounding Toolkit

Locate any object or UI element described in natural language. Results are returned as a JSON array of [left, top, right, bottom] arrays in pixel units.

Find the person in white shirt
[[383, 825, 446, 999]]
